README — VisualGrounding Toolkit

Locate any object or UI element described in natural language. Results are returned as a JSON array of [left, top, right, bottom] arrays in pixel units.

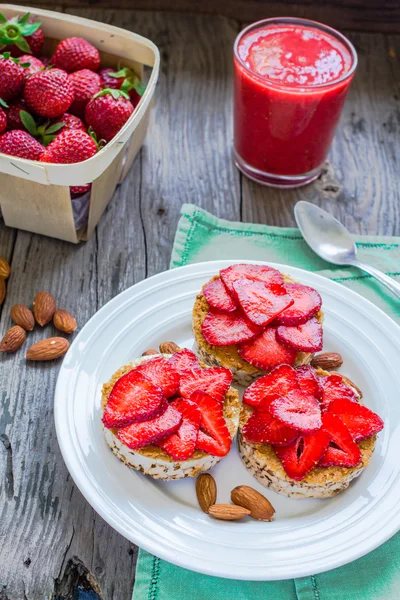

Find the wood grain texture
[[241, 32, 400, 236], [26, 0, 400, 33]]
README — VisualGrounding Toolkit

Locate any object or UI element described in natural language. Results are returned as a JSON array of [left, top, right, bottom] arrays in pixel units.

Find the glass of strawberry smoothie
[[233, 18, 357, 187]]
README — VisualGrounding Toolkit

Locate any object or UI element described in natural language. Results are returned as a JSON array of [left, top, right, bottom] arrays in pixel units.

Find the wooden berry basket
[[0, 4, 160, 243]]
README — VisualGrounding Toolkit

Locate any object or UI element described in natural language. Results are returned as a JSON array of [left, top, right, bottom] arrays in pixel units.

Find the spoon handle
[[352, 261, 400, 301]]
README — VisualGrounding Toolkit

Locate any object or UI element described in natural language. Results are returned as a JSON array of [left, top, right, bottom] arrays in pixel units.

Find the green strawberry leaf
[[0, 98, 8, 108], [42, 134, 57, 146], [20, 22, 41, 36], [18, 12, 31, 25], [0, 14, 7, 25], [19, 110, 37, 136], [46, 121, 65, 134], [109, 67, 131, 79], [14, 37, 31, 53], [20, 62, 31, 68], [93, 88, 130, 101]]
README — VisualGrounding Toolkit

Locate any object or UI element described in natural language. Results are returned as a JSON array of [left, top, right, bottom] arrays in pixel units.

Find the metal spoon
[[294, 201, 400, 300]]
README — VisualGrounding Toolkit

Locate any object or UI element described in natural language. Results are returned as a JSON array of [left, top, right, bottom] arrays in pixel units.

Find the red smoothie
[[233, 19, 357, 187]]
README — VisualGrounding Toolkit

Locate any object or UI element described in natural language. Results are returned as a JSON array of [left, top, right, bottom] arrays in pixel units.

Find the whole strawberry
[[5, 99, 26, 129], [0, 52, 25, 101], [40, 129, 98, 164], [52, 37, 100, 73], [18, 54, 44, 78], [0, 107, 6, 134], [0, 130, 44, 160], [57, 113, 86, 132], [24, 68, 74, 118], [68, 69, 101, 116], [0, 13, 44, 57], [85, 89, 134, 143]]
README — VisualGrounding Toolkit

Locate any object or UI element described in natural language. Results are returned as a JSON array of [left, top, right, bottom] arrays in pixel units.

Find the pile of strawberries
[[201, 264, 323, 370], [103, 349, 235, 460], [242, 364, 384, 480], [0, 12, 144, 196]]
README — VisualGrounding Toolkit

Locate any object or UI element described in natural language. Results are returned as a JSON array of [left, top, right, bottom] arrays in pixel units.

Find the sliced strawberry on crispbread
[[243, 407, 299, 446], [203, 278, 237, 312], [277, 317, 323, 353], [180, 366, 232, 403], [319, 375, 357, 412], [319, 412, 361, 467], [327, 398, 384, 441], [243, 364, 298, 407], [269, 390, 322, 432], [191, 390, 232, 456], [220, 263, 283, 296], [136, 357, 180, 398], [273, 429, 330, 480], [102, 370, 166, 428], [158, 398, 201, 460], [168, 348, 200, 373], [238, 327, 297, 371], [275, 283, 322, 326], [232, 279, 294, 327], [296, 365, 322, 399], [117, 404, 182, 449], [201, 310, 261, 346]]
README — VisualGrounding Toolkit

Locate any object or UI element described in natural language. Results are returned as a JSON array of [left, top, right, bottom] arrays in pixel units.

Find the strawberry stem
[[0, 12, 41, 54]]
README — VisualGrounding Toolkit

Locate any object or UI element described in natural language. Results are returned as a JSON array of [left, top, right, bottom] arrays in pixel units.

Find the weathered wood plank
[[27, 0, 400, 34], [241, 31, 400, 236]]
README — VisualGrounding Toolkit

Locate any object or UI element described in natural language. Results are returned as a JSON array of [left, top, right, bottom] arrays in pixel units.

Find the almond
[[53, 309, 77, 334], [231, 485, 275, 521], [26, 337, 69, 361], [330, 371, 363, 398], [208, 504, 250, 521], [0, 257, 11, 279], [311, 352, 343, 371], [10, 304, 35, 331], [33, 291, 56, 326], [0, 326, 26, 352], [0, 278, 6, 304], [142, 349, 158, 356], [196, 473, 217, 513], [159, 341, 181, 354]]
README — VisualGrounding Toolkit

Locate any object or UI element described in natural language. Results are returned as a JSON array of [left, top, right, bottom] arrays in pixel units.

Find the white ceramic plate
[[55, 260, 400, 580]]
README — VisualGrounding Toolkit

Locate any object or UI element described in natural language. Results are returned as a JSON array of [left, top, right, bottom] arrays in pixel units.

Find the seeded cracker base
[[238, 368, 376, 498], [101, 354, 240, 480]]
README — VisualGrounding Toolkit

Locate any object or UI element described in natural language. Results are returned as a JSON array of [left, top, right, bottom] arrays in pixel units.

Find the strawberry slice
[[168, 348, 200, 374], [220, 264, 283, 296], [203, 278, 237, 312], [269, 390, 322, 432], [327, 398, 384, 441], [102, 370, 166, 428], [277, 317, 323, 352], [319, 412, 361, 467], [136, 357, 180, 398], [243, 407, 298, 445], [117, 404, 182, 449], [296, 365, 322, 399], [274, 429, 330, 480], [320, 375, 357, 412], [158, 398, 201, 460], [238, 327, 297, 371], [191, 390, 232, 456], [201, 309, 261, 346], [232, 279, 294, 327], [180, 366, 232, 403], [275, 284, 322, 326], [243, 364, 298, 407], [196, 430, 227, 456]]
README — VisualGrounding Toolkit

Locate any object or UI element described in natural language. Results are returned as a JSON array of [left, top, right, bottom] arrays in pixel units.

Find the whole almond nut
[[330, 371, 363, 398], [53, 309, 77, 334], [159, 341, 181, 354], [142, 349, 158, 356], [208, 504, 250, 521], [10, 304, 35, 331], [0, 325, 26, 352], [0, 257, 11, 279], [0, 278, 6, 304], [231, 485, 275, 521], [26, 337, 69, 361], [196, 473, 217, 513], [33, 292, 56, 326], [311, 352, 343, 371]]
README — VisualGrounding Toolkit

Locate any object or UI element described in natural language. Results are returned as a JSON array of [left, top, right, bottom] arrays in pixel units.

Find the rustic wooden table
[[0, 8, 399, 600]]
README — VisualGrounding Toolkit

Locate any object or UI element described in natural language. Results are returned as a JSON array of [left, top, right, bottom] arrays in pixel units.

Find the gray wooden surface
[[0, 9, 399, 600]]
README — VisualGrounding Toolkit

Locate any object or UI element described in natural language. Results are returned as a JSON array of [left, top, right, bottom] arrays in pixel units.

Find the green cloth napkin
[[133, 204, 400, 600]]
